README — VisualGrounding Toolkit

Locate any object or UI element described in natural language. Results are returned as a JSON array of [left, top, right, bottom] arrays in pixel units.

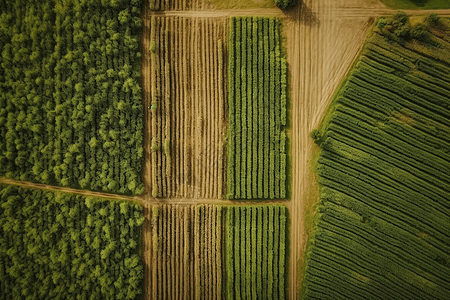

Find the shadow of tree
[[409, 0, 428, 7], [282, 1, 320, 27]]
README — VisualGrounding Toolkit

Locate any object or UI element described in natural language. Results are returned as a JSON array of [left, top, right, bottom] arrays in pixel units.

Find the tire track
[[287, 0, 382, 299], [7, 2, 449, 300]]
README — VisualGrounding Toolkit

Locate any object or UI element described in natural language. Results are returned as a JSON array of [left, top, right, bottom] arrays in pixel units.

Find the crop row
[[225, 205, 288, 300], [150, 204, 223, 300], [227, 17, 287, 200], [0, 0, 144, 195], [303, 16, 450, 300], [150, 204, 288, 300], [0, 184, 144, 299]]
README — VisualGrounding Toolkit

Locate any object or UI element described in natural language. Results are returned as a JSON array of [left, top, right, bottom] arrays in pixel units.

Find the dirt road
[[283, 0, 383, 297], [4, 1, 448, 299]]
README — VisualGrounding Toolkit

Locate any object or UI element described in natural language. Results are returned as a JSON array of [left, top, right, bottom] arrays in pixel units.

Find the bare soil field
[[142, 204, 223, 300], [4, 0, 450, 299], [141, 15, 227, 199]]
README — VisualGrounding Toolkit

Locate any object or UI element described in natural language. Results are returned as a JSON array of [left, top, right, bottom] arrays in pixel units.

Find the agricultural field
[[225, 205, 288, 300], [303, 13, 450, 299], [227, 17, 287, 200], [1, 0, 450, 299], [142, 16, 227, 199], [146, 204, 288, 300], [147, 204, 223, 300]]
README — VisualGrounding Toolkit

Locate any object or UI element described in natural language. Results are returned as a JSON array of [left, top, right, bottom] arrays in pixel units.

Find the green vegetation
[[303, 14, 450, 300], [224, 205, 288, 300], [207, 0, 276, 9], [0, 184, 144, 299], [150, 204, 288, 299], [380, 0, 450, 9], [0, 0, 144, 195], [227, 17, 288, 200], [275, 0, 298, 10]]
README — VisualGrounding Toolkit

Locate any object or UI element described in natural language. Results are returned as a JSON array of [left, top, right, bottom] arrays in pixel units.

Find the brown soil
[[0, 177, 142, 202], [4, 1, 450, 299], [141, 15, 227, 199]]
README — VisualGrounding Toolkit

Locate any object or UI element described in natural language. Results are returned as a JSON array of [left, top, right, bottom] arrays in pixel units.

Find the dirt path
[[285, 0, 384, 298], [4, 2, 450, 299], [145, 9, 285, 18], [144, 7, 450, 18], [0, 177, 143, 201]]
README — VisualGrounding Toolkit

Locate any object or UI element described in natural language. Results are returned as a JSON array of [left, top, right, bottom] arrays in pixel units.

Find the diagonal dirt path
[[3, 2, 450, 299]]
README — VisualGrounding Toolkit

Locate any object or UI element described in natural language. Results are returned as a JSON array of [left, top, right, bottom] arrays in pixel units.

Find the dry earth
[[141, 15, 227, 199], [3, 1, 450, 299], [286, 2, 450, 298]]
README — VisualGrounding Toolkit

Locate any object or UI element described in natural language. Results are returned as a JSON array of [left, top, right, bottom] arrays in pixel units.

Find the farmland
[[303, 13, 450, 299], [142, 16, 227, 199], [225, 205, 288, 300], [2, 0, 450, 299], [146, 204, 288, 300], [227, 17, 287, 200]]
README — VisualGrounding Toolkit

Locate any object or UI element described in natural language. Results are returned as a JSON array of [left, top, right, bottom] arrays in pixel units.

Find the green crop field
[[225, 205, 288, 300], [148, 204, 289, 300], [380, 0, 450, 9], [0, 0, 144, 195], [227, 17, 288, 200], [303, 13, 450, 300], [0, 185, 144, 299]]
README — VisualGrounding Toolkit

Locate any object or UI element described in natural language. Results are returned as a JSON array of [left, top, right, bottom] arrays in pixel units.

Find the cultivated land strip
[[143, 8, 450, 18], [3, 1, 448, 299], [302, 16, 450, 298], [142, 16, 227, 199]]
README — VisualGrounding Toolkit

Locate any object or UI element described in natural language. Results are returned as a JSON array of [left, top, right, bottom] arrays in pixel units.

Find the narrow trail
[[4, 2, 450, 300], [286, 0, 382, 299], [0, 177, 142, 201], [0, 176, 288, 206]]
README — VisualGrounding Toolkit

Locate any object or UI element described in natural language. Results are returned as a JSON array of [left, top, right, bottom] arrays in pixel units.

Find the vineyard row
[[227, 17, 288, 200]]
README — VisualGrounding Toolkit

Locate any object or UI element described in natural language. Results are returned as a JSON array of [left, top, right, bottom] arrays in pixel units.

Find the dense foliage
[[227, 17, 288, 200], [304, 15, 450, 300], [275, 0, 298, 10], [0, 185, 144, 299], [0, 0, 144, 195], [225, 205, 288, 300]]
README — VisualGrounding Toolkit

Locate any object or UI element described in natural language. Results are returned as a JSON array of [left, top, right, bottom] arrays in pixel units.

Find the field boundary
[[142, 8, 450, 18]]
